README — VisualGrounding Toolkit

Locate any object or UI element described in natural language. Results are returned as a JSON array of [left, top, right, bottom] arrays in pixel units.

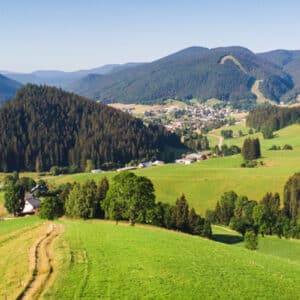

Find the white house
[[175, 159, 193, 165], [152, 160, 165, 166], [138, 161, 153, 168], [117, 166, 137, 172], [91, 169, 103, 174], [22, 193, 41, 215], [185, 153, 207, 161]]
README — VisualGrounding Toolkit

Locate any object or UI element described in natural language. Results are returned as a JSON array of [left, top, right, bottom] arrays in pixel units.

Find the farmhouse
[[185, 153, 207, 161], [22, 193, 41, 215], [117, 166, 137, 172], [91, 169, 103, 174], [175, 158, 193, 165], [138, 161, 153, 168], [152, 160, 165, 166]]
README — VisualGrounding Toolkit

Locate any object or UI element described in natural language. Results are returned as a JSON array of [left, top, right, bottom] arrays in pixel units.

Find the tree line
[[206, 172, 300, 249], [3, 172, 212, 239], [4, 171, 300, 248], [247, 104, 300, 133]]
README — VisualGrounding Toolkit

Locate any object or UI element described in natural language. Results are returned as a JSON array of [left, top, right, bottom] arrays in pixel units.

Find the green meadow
[[212, 225, 300, 263], [1, 216, 300, 299], [1, 124, 300, 216], [0, 217, 44, 299], [37, 220, 300, 299], [44, 124, 300, 214]]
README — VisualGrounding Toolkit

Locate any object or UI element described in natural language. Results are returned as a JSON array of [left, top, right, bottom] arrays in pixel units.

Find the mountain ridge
[[2, 46, 300, 108], [2, 62, 144, 88], [0, 74, 22, 103], [68, 46, 294, 108]]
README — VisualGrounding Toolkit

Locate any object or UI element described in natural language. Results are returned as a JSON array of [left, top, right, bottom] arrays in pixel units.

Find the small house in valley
[[91, 169, 103, 174], [22, 193, 41, 215]]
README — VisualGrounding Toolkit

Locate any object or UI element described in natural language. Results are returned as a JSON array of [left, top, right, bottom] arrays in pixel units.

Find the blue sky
[[1, 0, 299, 72]]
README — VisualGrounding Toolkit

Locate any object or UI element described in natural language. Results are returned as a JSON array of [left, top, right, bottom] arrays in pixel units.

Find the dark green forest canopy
[[258, 50, 300, 102], [247, 104, 300, 131], [0, 84, 183, 172]]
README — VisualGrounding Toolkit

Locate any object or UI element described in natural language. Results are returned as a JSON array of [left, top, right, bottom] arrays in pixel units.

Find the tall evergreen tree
[[174, 194, 190, 232], [241, 138, 261, 160], [283, 173, 300, 221]]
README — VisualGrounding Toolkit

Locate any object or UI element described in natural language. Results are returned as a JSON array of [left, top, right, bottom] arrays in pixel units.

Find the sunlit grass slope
[[0, 217, 44, 299], [212, 225, 300, 264], [45, 220, 300, 299], [1, 124, 300, 216], [43, 125, 300, 214]]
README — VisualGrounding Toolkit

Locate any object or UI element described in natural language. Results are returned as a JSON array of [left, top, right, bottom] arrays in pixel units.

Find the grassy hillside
[[212, 225, 300, 263], [38, 124, 300, 214], [45, 220, 300, 299], [0, 217, 44, 299], [1, 218, 299, 299]]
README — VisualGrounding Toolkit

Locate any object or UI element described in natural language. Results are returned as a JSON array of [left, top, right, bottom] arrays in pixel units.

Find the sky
[[1, 0, 300, 72]]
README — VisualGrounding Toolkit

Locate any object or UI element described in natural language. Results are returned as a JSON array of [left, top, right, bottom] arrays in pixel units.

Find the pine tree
[[242, 138, 261, 160], [174, 194, 190, 232], [188, 208, 198, 234]]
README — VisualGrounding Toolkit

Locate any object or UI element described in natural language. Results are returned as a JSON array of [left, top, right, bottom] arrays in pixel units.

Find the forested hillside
[[0, 85, 183, 172], [69, 47, 293, 108], [247, 104, 300, 130], [258, 50, 300, 102], [0, 74, 22, 103]]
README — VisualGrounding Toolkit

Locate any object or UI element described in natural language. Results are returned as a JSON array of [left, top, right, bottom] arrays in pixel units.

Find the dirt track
[[17, 223, 62, 300]]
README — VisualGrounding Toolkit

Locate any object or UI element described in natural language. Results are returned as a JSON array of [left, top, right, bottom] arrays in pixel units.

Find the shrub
[[244, 229, 258, 250], [241, 160, 258, 168], [268, 145, 281, 150], [261, 125, 274, 139], [283, 144, 293, 150], [221, 129, 233, 139], [39, 196, 64, 220]]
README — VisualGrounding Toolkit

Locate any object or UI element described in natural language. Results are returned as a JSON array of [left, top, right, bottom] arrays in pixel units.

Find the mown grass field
[[1, 217, 300, 299], [212, 225, 300, 264], [23, 219, 300, 299], [0, 124, 300, 216], [0, 217, 44, 299]]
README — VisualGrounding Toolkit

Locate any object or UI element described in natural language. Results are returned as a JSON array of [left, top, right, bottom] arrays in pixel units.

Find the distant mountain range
[[0, 74, 22, 103], [1, 62, 143, 88], [1, 46, 300, 108], [68, 46, 297, 108]]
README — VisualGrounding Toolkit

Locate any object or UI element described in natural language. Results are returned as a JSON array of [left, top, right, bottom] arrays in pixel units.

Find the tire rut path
[[16, 223, 62, 300]]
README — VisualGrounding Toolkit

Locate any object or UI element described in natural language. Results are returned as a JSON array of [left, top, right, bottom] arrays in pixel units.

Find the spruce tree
[[174, 194, 190, 232], [242, 138, 261, 160]]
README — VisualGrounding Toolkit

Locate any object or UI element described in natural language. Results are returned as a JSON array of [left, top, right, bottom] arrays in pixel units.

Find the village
[[116, 101, 244, 132]]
